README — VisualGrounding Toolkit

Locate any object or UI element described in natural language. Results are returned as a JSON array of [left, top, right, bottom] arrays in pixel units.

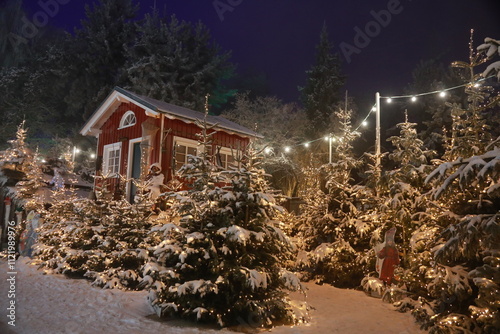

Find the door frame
[[126, 136, 151, 201]]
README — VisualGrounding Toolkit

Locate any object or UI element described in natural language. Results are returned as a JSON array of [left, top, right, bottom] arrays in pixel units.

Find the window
[[216, 147, 235, 169], [174, 137, 198, 171], [103, 142, 122, 176], [119, 111, 136, 129]]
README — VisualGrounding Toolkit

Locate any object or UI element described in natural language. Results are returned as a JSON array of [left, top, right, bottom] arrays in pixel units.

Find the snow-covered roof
[[80, 87, 262, 139]]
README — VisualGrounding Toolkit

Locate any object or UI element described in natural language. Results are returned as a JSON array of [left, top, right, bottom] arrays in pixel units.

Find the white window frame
[[173, 136, 199, 171], [118, 110, 136, 129], [102, 142, 122, 176]]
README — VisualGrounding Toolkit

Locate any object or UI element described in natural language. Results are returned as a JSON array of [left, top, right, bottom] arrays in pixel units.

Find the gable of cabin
[[97, 101, 160, 176]]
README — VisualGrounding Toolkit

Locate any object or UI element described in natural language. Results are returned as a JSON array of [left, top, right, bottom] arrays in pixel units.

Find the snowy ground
[[0, 258, 425, 334]]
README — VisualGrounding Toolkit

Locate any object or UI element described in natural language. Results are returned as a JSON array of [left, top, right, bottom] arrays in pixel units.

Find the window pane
[[175, 152, 185, 162], [120, 112, 136, 128], [125, 114, 136, 126], [174, 142, 198, 171], [219, 153, 227, 168], [107, 148, 120, 174], [176, 144, 187, 154]]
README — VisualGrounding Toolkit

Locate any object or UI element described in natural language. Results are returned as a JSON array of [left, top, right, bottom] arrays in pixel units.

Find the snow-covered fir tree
[[395, 36, 500, 333], [1, 122, 45, 210], [361, 113, 437, 299], [293, 106, 372, 287], [0, 121, 30, 172], [443, 33, 495, 161], [143, 118, 303, 327], [422, 147, 500, 332], [383, 111, 435, 264], [15, 147, 46, 212], [33, 166, 154, 290]]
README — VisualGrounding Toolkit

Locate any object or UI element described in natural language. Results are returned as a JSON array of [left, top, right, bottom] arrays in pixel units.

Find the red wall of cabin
[[160, 118, 250, 180], [97, 101, 250, 183]]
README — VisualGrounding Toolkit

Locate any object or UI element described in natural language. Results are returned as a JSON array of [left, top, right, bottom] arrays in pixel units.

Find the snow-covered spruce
[[33, 186, 154, 290], [292, 105, 374, 287], [369, 112, 438, 301], [142, 129, 304, 328], [394, 41, 500, 333]]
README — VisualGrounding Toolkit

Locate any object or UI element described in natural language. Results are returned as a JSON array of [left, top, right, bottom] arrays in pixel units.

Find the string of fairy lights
[[270, 75, 495, 155]]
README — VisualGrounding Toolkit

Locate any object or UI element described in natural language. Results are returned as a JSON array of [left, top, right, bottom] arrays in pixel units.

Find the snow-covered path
[[0, 258, 425, 334]]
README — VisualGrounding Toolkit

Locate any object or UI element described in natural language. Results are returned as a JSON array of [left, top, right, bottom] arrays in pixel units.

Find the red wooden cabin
[[80, 87, 260, 201]]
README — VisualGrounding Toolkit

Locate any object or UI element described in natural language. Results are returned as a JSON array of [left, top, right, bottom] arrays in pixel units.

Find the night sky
[[23, 0, 500, 123]]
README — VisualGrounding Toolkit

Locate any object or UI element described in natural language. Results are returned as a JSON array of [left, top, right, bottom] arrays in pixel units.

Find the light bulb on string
[[269, 75, 495, 153]]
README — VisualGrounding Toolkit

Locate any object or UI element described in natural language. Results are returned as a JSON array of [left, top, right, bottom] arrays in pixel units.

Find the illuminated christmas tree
[[395, 34, 500, 333], [143, 118, 304, 327], [294, 106, 375, 287], [0, 121, 30, 174]]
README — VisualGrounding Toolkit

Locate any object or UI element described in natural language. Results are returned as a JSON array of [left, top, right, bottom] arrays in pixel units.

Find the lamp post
[[324, 135, 336, 164], [72, 146, 80, 162], [375, 92, 381, 168]]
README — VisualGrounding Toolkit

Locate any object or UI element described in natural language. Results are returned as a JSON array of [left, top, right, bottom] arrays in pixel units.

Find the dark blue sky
[[23, 0, 500, 114]]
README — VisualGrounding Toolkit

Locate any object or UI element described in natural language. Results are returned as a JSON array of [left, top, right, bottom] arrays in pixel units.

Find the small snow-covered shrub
[[361, 274, 385, 298], [33, 194, 153, 290]]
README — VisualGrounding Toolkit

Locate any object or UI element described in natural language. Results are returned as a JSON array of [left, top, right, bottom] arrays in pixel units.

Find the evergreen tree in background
[[299, 23, 345, 139], [123, 11, 235, 112], [405, 58, 463, 153], [65, 0, 139, 121], [0, 0, 31, 68], [221, 93, 308, 196], [143, 120, 303, 327]]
